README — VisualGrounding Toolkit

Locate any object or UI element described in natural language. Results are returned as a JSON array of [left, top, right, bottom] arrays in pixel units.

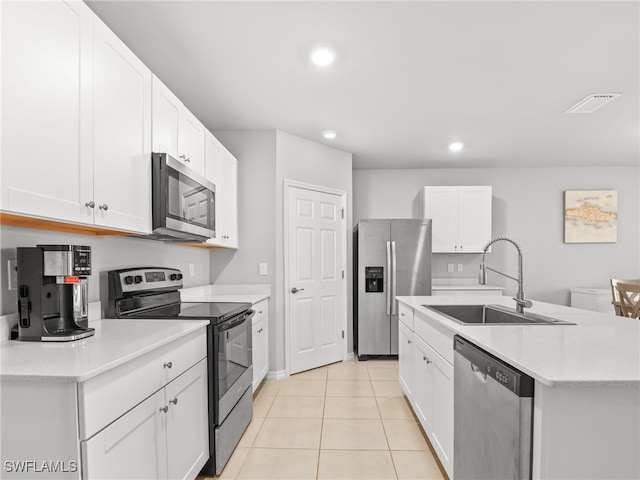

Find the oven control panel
[[109, 267, 183, 295]]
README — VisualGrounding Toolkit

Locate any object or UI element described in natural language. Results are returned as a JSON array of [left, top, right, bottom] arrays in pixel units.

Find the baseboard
[[266, 369, 286, 381]]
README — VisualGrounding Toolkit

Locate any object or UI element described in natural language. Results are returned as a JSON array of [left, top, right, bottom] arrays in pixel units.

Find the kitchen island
[[397, 295, 640, 480], [0, 319, 209, 479]]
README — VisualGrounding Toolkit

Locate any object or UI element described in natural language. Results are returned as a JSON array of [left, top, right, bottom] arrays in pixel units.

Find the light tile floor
[[202, 359, 445, 480]]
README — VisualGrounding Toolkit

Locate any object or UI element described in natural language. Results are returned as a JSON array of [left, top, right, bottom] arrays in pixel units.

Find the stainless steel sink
[[423, 304, 576, 326]]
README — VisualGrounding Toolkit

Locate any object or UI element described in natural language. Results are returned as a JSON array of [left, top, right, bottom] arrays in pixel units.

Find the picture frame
[[564, 190, 617, 243]]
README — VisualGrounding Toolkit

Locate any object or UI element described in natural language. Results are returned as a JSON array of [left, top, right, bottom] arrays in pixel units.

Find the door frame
[[283, 179, 348, 376]]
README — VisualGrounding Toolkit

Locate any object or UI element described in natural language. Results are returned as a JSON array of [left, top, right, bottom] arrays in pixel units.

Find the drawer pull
[[159, 405, 168, 413], [169, 398, 178, 405], [163, 361, 173, 369]]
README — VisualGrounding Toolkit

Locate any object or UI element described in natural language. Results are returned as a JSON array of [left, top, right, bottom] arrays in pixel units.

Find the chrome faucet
[[479, 237, 533, 314]]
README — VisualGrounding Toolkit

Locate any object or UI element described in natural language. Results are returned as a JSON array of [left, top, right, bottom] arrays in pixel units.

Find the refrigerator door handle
[[391, 240, 397, 315], [386, 241, 391, 315]]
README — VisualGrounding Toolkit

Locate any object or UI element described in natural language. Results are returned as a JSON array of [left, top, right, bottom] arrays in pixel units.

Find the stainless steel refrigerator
[[354, 219, 432, 359]]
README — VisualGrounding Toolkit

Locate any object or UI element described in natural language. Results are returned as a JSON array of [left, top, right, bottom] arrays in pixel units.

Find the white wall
[[0, 226, 210, 316], [353, 166, 640, 305], [211, 130, 353, 373], [275, 131, 353, 370]]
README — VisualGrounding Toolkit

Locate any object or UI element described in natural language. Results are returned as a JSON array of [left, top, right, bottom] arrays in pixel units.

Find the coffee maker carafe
[[16, 245, 95, 342]]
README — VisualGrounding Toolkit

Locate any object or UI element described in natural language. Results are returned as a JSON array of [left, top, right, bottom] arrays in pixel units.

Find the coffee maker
[[16, 245, 95, 342]]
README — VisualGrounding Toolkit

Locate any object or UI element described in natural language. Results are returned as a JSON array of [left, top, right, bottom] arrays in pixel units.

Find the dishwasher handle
[[454, 335, 534, 397]]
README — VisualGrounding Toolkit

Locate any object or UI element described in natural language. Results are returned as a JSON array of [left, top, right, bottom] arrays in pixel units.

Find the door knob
[[290, 287, 305, 294]]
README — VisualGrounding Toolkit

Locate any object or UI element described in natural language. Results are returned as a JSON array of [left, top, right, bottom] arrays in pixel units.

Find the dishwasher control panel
[[486, 363, 516, 390], [454, 335, 534, 397]]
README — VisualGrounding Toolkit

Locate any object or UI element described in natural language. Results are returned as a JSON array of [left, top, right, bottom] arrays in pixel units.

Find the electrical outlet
[[447, 263, 454, 273], [259, 263, 268, 276], [457, 263, 463, 272], [7, 259, 17, 290]]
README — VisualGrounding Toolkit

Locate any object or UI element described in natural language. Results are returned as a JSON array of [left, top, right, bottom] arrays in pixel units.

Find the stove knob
[[177, 273, 183, 280], [124, 276, 134, 285], [134, 275, 143, 284], [170, 273, 177, 281]]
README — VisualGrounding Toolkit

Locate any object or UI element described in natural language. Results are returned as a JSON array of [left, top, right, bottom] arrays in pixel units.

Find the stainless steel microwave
[[150, 152, 215, 242]]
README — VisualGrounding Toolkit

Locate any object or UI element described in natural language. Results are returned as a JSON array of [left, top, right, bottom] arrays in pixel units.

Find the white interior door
[[286, 183, 346, 375]]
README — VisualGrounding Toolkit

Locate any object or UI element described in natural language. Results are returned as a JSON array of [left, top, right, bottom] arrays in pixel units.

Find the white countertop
[[0, 319, 209, 383], [180, 284, 270, 304], [397, 295, 640, 388]]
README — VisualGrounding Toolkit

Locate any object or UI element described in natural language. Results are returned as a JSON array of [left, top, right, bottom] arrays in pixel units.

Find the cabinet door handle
[[163, 361, 173, 369], [85, 201, 95, 208], [98, 204, 109, 211], [159, 405, 169, 413], [169, 398, 178, 405]]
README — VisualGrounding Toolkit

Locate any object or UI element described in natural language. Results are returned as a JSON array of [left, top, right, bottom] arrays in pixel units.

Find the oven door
[[152, 152, 216, 240], [213, 309, 254, 424]]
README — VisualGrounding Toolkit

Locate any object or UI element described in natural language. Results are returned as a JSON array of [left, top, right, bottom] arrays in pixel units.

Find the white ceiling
[[86, 0, 639, 170]]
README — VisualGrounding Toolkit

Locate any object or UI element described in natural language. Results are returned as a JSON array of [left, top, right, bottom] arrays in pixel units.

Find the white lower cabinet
[[398, 303, 454, 478], [165, 359, 210, 480], [82, 359, 208, 480], [82, 388, 168, 479], [252, 299, 269, 391], [398, 321, 414, 398], [0, 328, 209, 479]]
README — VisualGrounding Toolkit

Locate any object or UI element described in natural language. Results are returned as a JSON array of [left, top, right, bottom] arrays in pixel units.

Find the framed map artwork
[[564, 190, 617, 243]]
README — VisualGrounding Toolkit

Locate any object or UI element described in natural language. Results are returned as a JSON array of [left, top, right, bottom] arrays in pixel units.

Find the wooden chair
[[615, 281, 640, 318], [610, 279, 625, 315]]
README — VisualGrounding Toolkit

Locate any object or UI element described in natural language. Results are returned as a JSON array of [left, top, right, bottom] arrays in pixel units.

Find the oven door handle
[[217, 309, 255, 332]]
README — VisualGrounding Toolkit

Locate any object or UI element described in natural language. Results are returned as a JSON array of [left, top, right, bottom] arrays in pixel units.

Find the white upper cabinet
[[178, 109, 206, 176], [92, 17, 151, 234], [152, 77, 181, 160], [1, 0, 152, 234], [205, 132, 238, 249], [419, 186, 492, 253], [152, 75, 205, 177], [1, 0, 94, 224]]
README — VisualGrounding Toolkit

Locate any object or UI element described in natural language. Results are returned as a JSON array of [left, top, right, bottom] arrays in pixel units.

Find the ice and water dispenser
[[365, 266, 384, 292]]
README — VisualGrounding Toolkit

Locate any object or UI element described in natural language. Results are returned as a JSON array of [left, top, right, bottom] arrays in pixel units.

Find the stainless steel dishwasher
[[453, 335, 534, 480]]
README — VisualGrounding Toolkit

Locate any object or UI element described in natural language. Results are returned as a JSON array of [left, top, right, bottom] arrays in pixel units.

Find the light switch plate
[[259, 263, 268, 276], [457, 264, 463, 272], [447, 263, 454, 273]]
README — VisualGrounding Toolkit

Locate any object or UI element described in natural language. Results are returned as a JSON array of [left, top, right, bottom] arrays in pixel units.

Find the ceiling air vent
[[566, 93, 621, 113]]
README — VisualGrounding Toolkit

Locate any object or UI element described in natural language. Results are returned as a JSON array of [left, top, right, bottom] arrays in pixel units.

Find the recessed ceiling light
[[322, 130, 338, 140], [448, 142, 464, 152], [310, 47, 336, 67]]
